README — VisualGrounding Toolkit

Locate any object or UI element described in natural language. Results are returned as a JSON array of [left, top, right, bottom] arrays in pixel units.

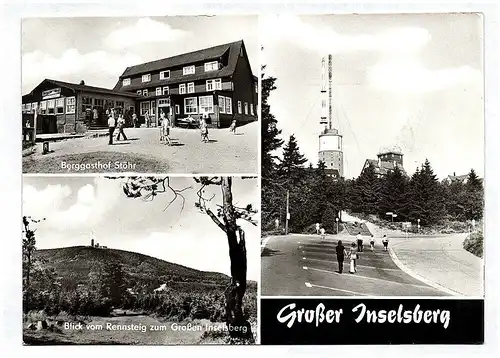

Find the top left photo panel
[[22, 16, 259, 174]]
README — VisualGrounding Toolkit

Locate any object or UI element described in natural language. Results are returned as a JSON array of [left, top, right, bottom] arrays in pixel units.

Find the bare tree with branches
[[111, 176, 257, 339]]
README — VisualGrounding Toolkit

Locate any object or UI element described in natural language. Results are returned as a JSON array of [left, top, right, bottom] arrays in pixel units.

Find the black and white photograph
[[21, 16, 259, 174], [22, 175, 259, 345], [261, 14, 484, 297]]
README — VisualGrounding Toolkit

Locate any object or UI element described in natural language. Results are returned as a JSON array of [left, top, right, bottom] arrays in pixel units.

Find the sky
[[261, 14, 484, 180], [22, 176, 260, 281], [22, 16, 258, 94]]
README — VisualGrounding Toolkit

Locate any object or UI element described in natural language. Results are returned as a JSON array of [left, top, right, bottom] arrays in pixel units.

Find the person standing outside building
[[116, 114, 128, 141], [349, 242, 357, 274], [145, 110, 150, 128], [132, 112, 138, 128], [200, 116, 209, 142], [336, 240, 347, 274], [320, 227, 326, 240], [108, 111, 116, 145], [356, 232, 363, 252], [162, 112, 172, 146]]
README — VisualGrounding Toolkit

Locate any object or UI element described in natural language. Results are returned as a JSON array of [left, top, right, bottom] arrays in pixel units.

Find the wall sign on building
[[41, 88, 61, 100]]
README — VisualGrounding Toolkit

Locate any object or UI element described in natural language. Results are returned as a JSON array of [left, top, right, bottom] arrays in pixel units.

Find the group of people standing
[[334, 234, 389, 274], [107, 109, 128, 145]]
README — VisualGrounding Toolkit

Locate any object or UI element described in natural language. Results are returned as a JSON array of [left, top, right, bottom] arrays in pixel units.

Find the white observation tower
[[318, 54, 344, 178]]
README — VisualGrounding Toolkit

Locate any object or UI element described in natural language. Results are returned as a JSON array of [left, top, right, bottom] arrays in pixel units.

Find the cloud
[[23, 184, 72, 219], [22, 49, 143, 93], [367, 58, 482, 93], [23, 178, 121, 231], [261, 15, 430, 56], [104, 18, 190, 49]]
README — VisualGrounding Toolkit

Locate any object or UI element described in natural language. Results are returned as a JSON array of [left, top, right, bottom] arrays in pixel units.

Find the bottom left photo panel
[[22, 175, 259, 345]]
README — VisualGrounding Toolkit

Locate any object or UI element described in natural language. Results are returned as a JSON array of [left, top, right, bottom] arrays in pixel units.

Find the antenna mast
[[328, 54, 333, 130]]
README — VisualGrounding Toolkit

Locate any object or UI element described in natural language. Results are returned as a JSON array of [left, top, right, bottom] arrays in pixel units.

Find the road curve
[[261, 234, 446, 296]]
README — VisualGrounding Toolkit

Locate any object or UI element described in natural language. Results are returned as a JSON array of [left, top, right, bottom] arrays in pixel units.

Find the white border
[[1, 1, 499, 358]]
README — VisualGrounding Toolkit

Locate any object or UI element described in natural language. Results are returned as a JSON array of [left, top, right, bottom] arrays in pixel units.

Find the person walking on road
[[349, 242, 358, 274], [382, 235, 389, 251], [370, 235, 375, 252], [320, 227, 326, 240], [107, 111, 116, 145], [356, 232, 364, 252], [336, 240, 347, 274]]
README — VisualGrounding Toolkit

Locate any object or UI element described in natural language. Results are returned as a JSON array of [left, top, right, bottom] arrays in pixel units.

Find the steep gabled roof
[[24, 79, 142, 99], [118, 40, 245, 79]]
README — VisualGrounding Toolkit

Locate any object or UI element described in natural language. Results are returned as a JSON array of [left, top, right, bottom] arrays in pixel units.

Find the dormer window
[[143, 89, 148, 96], [122, 78, 131, 86], [162, 86, 169, 95], [183, 65, 195, 75], [142, 74, 151, 83], [204, 61, 219, 72], [160, 70, 170, 80], [179, 84, 186, 94], [156, 87, 161, 96]]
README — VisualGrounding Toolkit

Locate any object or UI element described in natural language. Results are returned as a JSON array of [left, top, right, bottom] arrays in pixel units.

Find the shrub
[[463, 230, 483, 258]]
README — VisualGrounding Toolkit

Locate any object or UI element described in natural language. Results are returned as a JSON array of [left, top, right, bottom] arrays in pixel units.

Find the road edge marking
[[388, 247, 461, 296]]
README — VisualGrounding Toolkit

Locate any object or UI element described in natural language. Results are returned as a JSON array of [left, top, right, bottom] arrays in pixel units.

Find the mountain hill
[[34, 246, 256, 291]]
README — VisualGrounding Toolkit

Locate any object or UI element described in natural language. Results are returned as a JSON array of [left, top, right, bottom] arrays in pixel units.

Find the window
[[205, 61, 218, 72], [116, 101, 124, 109], [218, 96, 225, 114], [175, 105, 180, 114], [184, 97, 198, 114], [156, 87, 161, 96], [142, 74, 151, 82], [244, 102, 248, 115], [122, 78, 131, 86], [66, 97, 75, 114], [56, 98, 65, 114], [143, 89, 148, 97], [237, 101, 242, 114], [179, 84, 186, 94], [40, 101, 47, 114], [255, 83, 258, 94], [225, 97, 232, 114], [150, 101, 155, 116], [160, 70, 170, 80], [22, 104, 26, 113], [25, 103, 31, 112], [187, 82, 195, 94], [158, 98, 170, 106], [250, 103, 254, 115], [47, 99, 55, 114], [140, 102, 149, 116], [162, 86, 169, 95], [137, 90, 142, 95], [206, 78, 222, 91], [81, 96, 92, 113], [199, 96, 214, 113], [31, 102, 38, 113], [183, 65, 195, 75]]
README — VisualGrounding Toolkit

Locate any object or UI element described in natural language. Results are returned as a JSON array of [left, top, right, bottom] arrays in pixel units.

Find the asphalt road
[[261, 234, 446, 296]]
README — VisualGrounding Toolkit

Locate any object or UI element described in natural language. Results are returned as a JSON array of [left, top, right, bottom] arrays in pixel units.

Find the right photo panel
[[260, 13, 484, 345]]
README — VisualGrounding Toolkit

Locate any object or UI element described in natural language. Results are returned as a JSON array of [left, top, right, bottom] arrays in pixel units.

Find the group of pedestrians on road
[[334, 234, 389, 274]]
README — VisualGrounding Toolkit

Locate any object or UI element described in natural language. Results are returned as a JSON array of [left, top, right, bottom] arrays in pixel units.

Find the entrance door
[[150, 101, 156, 126], [158, 98, 171, 126]]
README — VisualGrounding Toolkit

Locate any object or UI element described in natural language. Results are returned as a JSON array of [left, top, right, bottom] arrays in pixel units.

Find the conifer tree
[[378, 166, 407, 220]]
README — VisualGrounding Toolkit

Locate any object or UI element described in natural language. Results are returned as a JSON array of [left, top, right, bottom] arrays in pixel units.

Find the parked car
[[176, 116, 199, 129]]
